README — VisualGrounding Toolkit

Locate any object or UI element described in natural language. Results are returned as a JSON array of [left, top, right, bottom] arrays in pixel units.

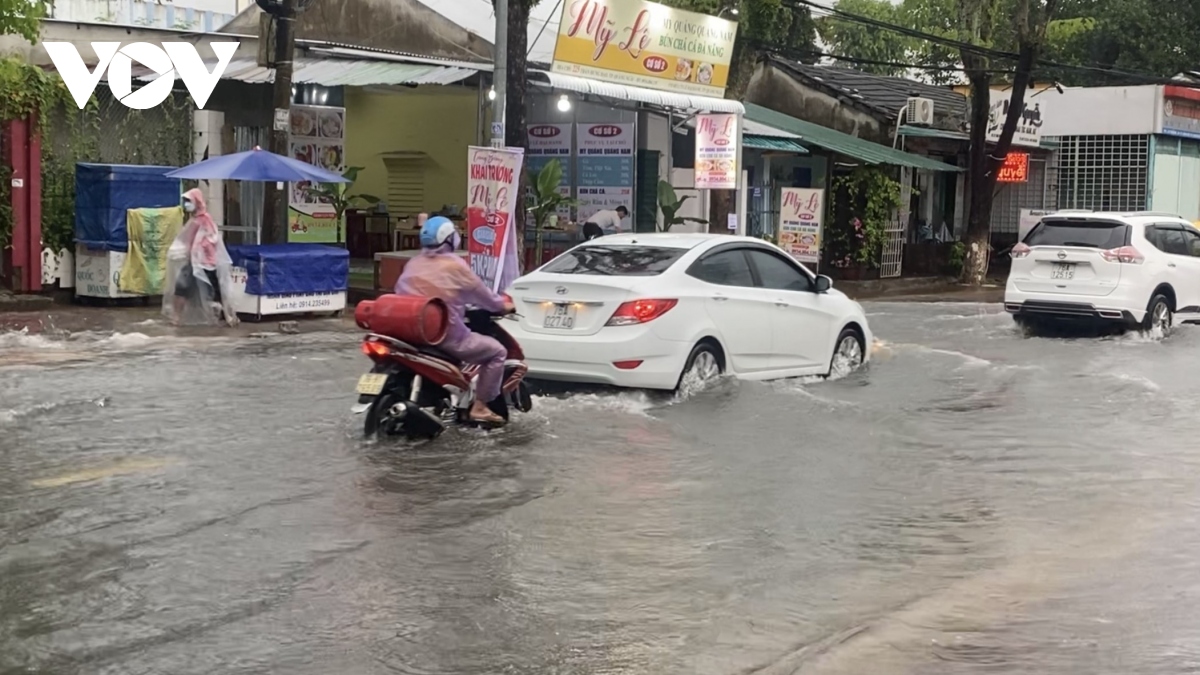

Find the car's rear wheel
[[677, 342, 723, 393], [1142, 293, 1173, 336], [828, 327, 865, 379]]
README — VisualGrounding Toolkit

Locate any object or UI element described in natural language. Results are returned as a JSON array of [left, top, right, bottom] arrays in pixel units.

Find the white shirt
[[587, 209, 626, 234]]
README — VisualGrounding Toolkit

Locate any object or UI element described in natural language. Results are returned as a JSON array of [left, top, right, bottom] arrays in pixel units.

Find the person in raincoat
[[163, 188, 238, 326], [394, 216, 514, 425]]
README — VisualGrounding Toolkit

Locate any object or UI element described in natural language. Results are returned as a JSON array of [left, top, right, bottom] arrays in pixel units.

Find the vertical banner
[[695, 113, 738, 190], [467, 146, 525, 292], [779, 188, 824, 265], [526, 123, 574, 221], [576, 123, 634, 222], [287, 105, 346, 242]]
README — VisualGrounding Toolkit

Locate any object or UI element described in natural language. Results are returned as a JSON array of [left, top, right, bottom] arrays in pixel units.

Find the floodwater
[[3, 304, 1200, 674]]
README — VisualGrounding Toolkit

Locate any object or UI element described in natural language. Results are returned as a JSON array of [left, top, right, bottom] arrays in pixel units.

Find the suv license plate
[[1051, 262, 1075, 280]]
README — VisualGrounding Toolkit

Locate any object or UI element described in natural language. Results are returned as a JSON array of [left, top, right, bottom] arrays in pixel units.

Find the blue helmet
[[419, 216, 459, 249]]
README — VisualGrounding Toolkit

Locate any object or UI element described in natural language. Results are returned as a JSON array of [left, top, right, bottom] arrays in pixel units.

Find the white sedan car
[[503, 233, 872, 391]]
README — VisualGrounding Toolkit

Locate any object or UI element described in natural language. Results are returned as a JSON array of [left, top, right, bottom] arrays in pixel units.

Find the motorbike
[[352, 308, 533, 439]]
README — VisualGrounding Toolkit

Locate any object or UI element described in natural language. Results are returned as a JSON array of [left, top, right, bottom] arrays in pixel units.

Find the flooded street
[[4, 302, 1200, 674]]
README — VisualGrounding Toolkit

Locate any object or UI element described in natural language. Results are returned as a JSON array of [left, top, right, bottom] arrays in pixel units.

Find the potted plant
[[657, 180, 708, 232], [307, 166, 381, 244], [527, 159, 578, 266]]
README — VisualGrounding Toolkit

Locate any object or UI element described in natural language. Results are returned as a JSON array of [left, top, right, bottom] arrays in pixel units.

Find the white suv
[[1004, 211, 1200, 332]]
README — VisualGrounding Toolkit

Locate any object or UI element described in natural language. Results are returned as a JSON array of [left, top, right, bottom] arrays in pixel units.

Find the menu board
[[527, 124, 573, 221], [288, 104, 345, 243], [576, 123, 634, 222], [779, 188, 824, 265], [694, 113, 738, 190]]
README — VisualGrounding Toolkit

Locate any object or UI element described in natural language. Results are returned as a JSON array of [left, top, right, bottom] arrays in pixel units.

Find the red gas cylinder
[[355, 294, 449, 346]]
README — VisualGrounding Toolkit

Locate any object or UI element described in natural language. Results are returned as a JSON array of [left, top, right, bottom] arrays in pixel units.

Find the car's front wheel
[[828, 327, 865, 379], [1142, 293, 1173, 336]]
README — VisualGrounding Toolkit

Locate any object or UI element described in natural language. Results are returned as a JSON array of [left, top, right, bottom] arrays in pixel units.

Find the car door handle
[[1169, 262, 1177, 268], [713, 295, 729, 301], [774, 301, 789, 307]]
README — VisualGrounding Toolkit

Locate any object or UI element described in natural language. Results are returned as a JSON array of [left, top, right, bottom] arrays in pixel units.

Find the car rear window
[[1024, 219, 1129, 249], [541, 245, 687, 276]]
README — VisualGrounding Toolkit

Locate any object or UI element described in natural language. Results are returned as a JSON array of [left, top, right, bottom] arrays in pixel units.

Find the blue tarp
[[75, 163, 181, 251], [227, 244, 350, 296]]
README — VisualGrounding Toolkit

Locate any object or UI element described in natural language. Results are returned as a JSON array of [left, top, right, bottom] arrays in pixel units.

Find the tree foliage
[[0, 0, 44, 44], [818, 0, 913, 78], [818, 0, 1198, 86]]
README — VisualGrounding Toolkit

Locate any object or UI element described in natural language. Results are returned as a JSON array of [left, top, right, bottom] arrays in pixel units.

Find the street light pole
[[491, 0, 508, 147], [264, 0, 297, 243]]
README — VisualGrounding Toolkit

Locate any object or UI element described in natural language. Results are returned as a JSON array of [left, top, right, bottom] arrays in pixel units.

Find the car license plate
[[356, 373, 387, 395], [1051, 262, 1075, 280], [543, 303, 577, 329]]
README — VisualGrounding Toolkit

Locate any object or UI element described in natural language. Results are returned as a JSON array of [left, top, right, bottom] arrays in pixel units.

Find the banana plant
[[527, 159, 578, 266], [657, 180, 708, 232], [307, 166, 381, 242]]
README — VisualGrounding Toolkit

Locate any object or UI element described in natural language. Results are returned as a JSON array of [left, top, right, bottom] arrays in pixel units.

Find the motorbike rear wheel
[[363, 380, 410, 438]]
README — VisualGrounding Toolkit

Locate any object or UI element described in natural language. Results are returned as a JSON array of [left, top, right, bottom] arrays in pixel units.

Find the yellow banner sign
[[550, 0, 739, 97]]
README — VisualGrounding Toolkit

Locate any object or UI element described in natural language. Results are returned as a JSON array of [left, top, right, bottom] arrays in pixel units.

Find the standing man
[[581, 205, 629, 240]]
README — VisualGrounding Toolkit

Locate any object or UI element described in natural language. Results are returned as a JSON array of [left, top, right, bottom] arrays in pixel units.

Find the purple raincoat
[[395, 248, 509, 402]]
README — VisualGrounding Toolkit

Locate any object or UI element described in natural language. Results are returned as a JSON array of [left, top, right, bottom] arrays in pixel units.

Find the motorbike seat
[[417, 344, 458, 363]]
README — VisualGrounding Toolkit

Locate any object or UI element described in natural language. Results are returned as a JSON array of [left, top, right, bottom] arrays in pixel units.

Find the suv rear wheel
[[1142, 293, 1173, 335]]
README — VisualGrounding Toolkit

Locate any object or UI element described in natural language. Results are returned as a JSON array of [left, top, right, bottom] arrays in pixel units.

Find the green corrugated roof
[[745, 103, 963, 172], [743, 135, 810, 153], [898, 125, 970, 141]]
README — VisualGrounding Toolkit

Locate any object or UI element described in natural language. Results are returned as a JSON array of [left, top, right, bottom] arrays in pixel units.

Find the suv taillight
[[1100, 246, 1144, 264], [1011, 243, 1031, 258], [607, 299, 677, 326]]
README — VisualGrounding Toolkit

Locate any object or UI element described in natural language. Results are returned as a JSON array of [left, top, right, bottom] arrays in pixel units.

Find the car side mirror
[[814, 275, 832, 293]]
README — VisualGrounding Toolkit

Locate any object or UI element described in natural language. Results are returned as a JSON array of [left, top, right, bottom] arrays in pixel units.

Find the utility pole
[[263, 0, 297, 244], [491, 0, 507, 148]]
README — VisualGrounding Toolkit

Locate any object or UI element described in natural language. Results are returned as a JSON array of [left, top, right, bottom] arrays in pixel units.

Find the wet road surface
[[3, 303, 1200, 674]]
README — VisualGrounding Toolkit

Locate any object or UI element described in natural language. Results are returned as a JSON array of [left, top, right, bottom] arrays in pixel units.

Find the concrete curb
[[0, 292, 55, 313]]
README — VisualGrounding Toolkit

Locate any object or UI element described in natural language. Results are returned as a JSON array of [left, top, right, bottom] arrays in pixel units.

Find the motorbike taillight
[[362, 340, 391, 358]]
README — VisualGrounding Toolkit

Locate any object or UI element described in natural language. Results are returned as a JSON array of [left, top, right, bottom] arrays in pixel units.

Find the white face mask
[[183, 200, 195, 213]]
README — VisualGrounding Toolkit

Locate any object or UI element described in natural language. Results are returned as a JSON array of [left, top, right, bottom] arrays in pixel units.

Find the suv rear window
[[541, 245, 687, 276], [1024, 220, 1129, 250]]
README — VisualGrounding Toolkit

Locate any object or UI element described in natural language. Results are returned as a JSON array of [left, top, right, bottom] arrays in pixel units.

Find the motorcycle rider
[[394, 216, 515, 425]]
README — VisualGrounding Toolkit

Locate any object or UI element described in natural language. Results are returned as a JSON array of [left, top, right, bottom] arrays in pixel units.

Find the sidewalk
[[0, 277, 1005, 337], [0, 289, 53, 312], [835, 276, 1006, 303]]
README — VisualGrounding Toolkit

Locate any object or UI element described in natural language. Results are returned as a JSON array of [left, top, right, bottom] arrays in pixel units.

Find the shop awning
[[742, 135, 810, 153], [746, 104, 963, 172], [533, 71, 746, 114], [136, 58, 477, 87], [899, 124, 1060, 150]]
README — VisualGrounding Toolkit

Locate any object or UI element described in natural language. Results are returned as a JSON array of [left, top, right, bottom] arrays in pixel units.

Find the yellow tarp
[[119, 206, 184, 295]]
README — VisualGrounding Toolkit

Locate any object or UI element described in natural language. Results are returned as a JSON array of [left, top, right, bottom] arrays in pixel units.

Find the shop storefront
[[512, 0, 747, 266]]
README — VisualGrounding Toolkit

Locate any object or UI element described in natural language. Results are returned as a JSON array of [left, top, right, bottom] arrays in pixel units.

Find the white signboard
[[695, 113, 739, 190], [577, 123, 635, 223], [987, 91, 1044, 148], [778, 188, 824, 264], [1018, 209, 1053, 242], [578, 186, 633, 222], [527, 124, 574, 221]]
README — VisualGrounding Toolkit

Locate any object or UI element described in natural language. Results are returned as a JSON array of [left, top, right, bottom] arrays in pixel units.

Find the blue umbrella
[[165, 146, 350, 183]]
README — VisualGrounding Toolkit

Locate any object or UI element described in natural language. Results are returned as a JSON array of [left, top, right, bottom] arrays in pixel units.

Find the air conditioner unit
[[906, 97, 935, 126]]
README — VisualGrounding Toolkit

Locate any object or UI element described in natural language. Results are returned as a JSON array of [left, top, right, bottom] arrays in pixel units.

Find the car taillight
[[607, 299, 678, 326], [362, 340, 391, 357], [1011, 243, 1031, 258], [1100, 246, 1144, 264]]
